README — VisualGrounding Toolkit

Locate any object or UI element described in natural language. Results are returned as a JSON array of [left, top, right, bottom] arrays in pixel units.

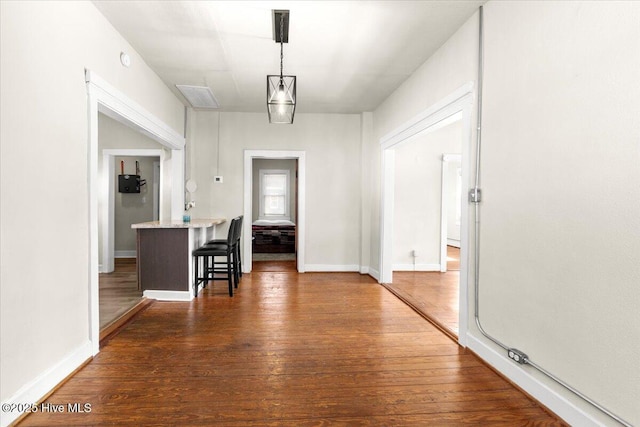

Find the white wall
[[188, 111, 362, 269], [98, 115, 174, 222], [99, 113, 162, 150], [98, 113, 169, 263], [393, 121, 461, 270], [114, 156, 157, 253], [0, 0, 184, 416], [478, 2, 640, 424], [370, 2, 640, 425]]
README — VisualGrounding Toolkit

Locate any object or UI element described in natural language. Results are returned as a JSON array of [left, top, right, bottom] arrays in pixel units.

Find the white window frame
[[259, 169, 290, 220]]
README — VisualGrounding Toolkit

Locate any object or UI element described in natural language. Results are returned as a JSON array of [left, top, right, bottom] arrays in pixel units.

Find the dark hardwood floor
[[20, 269, 563, 426], [99, 258, 142, 330], [252, 260, 297, 272], [252, 252, 297, 272]]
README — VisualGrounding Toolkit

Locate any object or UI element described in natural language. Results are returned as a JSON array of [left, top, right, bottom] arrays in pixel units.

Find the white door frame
[[86, 70, 185, 355], [243, 150, 305, 273], [440, 153, 462, 272], [379, 82, 473, 347], [100, 149, 164, 273], [153, 161, 160, 221]]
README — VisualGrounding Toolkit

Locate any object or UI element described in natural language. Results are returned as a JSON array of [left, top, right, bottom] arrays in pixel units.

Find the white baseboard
[[0, 341, 92, 427], [359, 266, 369, 274], [447, 239, 460, 248], [304, 264, 360, 272], [393, 263, 441, 271], [143, 290, 192, 301], [369, 267, 380, 282], [466, 334, 601, 427], [114, 250, 136, 258]]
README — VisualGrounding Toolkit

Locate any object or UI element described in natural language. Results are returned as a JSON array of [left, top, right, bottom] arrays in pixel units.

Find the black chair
[[193, 217, 240, 297], [236, 215, 243, 277], [206, 215, 243, 279]]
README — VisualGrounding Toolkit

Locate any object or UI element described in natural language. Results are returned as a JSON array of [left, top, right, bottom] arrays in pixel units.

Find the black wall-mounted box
[[118, 175, 140, 193]]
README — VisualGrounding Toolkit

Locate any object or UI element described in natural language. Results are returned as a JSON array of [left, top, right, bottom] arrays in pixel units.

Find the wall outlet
[[507, 348, 528, 364], [214, 176, 223, 183]]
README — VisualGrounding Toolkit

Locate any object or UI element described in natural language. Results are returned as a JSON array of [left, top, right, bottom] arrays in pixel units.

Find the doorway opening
[[98, 150, 161, 332], [379, 83, 473, 347], [251, 158, 298, 272], [243, 150, 306, 274], [441, 153, 462, 273], [86, 70, 185, 354], [383, 121, 463, 339]]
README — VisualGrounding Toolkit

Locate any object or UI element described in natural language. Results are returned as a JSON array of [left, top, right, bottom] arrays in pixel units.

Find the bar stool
[[193, 217, 240, 297], [205, 215, 243, 279]]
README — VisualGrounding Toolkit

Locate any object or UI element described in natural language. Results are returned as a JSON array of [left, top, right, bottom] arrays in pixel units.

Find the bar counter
[[132, 218, 225, 301]]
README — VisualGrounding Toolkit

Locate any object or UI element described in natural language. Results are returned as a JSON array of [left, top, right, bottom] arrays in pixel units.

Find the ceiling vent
[[176, 85, 220, 109]]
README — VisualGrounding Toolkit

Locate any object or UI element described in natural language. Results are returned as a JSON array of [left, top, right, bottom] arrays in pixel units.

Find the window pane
[[264, 174, 286, 196], [264, 195, 285, 215], [260, 170, 289, 219]]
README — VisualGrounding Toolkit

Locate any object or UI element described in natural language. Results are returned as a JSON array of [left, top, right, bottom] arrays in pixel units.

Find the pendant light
[[267, 10, 296, 124]]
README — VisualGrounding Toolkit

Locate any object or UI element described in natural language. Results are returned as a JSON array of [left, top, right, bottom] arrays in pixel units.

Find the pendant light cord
[[279, 14, 284, 80]]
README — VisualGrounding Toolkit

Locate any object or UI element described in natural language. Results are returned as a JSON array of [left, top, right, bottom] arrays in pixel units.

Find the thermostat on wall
[[214, 176, 223, 183]]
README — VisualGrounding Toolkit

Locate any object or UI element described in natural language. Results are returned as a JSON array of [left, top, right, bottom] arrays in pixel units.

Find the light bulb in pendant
[[277, 81, 286, 102]]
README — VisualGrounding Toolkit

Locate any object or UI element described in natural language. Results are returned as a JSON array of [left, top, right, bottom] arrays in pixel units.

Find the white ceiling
[[93, 1, 484, 114]]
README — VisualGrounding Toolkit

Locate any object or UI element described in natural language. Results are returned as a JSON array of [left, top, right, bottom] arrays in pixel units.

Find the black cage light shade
[[267, 75, 296, 124], [267, 10, 296, 124]]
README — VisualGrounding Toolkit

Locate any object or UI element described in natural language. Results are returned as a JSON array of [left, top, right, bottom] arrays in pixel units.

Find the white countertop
[[131, 218, 226, 229]]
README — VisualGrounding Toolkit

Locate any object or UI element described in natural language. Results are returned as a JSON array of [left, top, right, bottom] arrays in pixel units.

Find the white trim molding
[[467, 335, 601, 427], [379, 82, 473, 150], [368, 267, 380, 282], [85, 71, 184, 150], [0, 342, 92, 427], [393, 263, 441, 272], [143, 290, 193, 302], [304, 264, 360, 272]]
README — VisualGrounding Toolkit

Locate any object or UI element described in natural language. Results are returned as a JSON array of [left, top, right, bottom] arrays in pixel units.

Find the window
[[259, 169, 290, 220]]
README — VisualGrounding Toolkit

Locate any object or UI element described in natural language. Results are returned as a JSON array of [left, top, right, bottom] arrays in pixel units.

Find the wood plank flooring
[[20, 271, 563, 426], [447, 246, 460, 271], [98, 258, 143, 330], [383, 246, 460, 338], [252, 260, 298, 272]]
